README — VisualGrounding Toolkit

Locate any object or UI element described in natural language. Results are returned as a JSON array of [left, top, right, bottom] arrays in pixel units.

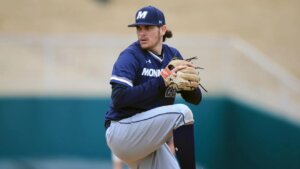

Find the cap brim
[[128, 22, 161, 27]]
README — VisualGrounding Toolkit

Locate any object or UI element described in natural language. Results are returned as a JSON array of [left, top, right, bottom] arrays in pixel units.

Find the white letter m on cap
[[136, 11, 148, 19]]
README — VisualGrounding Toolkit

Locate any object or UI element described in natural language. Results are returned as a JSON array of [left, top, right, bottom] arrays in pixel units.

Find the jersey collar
[[147, 50, 164, 63]]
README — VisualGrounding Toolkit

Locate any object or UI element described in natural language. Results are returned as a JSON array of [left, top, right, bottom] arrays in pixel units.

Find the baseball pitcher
[[105, 6, 203, 169]]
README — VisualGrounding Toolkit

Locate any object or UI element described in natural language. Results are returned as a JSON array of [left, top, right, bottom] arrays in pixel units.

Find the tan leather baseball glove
[[160, 57, 202, 91]]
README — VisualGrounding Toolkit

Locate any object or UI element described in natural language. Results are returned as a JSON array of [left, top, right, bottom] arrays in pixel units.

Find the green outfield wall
[[0, 96, 299, 169]]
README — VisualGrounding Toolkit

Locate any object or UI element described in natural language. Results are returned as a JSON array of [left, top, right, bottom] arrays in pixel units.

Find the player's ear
[[160, 25, 167, 36]]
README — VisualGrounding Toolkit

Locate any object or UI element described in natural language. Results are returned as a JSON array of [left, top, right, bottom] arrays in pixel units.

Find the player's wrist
[[160, 66, 173, 87]]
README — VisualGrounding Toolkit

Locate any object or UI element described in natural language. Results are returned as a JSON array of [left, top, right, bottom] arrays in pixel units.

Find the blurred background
[[0, 0, 300, 169]]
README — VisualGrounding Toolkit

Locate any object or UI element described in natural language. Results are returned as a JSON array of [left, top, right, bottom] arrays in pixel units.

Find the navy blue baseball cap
[[128, 6, 166, 27]]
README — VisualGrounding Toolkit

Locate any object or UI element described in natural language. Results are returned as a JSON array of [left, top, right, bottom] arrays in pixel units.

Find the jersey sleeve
[[170, 47, 184, 60], [111, 77, 167, 112], [110, 50, 139, 87], [180, 88, 202, 105]]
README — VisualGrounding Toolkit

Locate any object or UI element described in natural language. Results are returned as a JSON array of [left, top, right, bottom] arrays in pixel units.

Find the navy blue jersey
[[105, 41, 201, 123]]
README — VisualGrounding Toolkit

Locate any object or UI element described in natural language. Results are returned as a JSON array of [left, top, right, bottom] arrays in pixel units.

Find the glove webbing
[[177, 56, 208, 92]]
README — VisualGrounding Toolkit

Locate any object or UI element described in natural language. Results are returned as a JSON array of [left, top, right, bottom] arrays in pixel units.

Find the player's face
[[136, 25, 166, 53]]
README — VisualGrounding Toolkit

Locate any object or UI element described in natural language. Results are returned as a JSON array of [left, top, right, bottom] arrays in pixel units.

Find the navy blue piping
[[117, 112, 186, 125]]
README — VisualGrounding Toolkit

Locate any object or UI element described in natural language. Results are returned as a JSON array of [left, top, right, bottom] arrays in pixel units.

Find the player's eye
[[136, 26, 142, 31], [145, 25, 155, 31]]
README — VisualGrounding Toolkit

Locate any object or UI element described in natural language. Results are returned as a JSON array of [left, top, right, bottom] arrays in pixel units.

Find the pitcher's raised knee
[[174, 104, 194, 124]]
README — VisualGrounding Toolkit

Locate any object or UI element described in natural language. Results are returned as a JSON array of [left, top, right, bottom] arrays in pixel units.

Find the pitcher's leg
[[173, 124, 196, 169], [132, 143, 180, 169], [106, 104, 193, 166], [106, 111, 175, 163]]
